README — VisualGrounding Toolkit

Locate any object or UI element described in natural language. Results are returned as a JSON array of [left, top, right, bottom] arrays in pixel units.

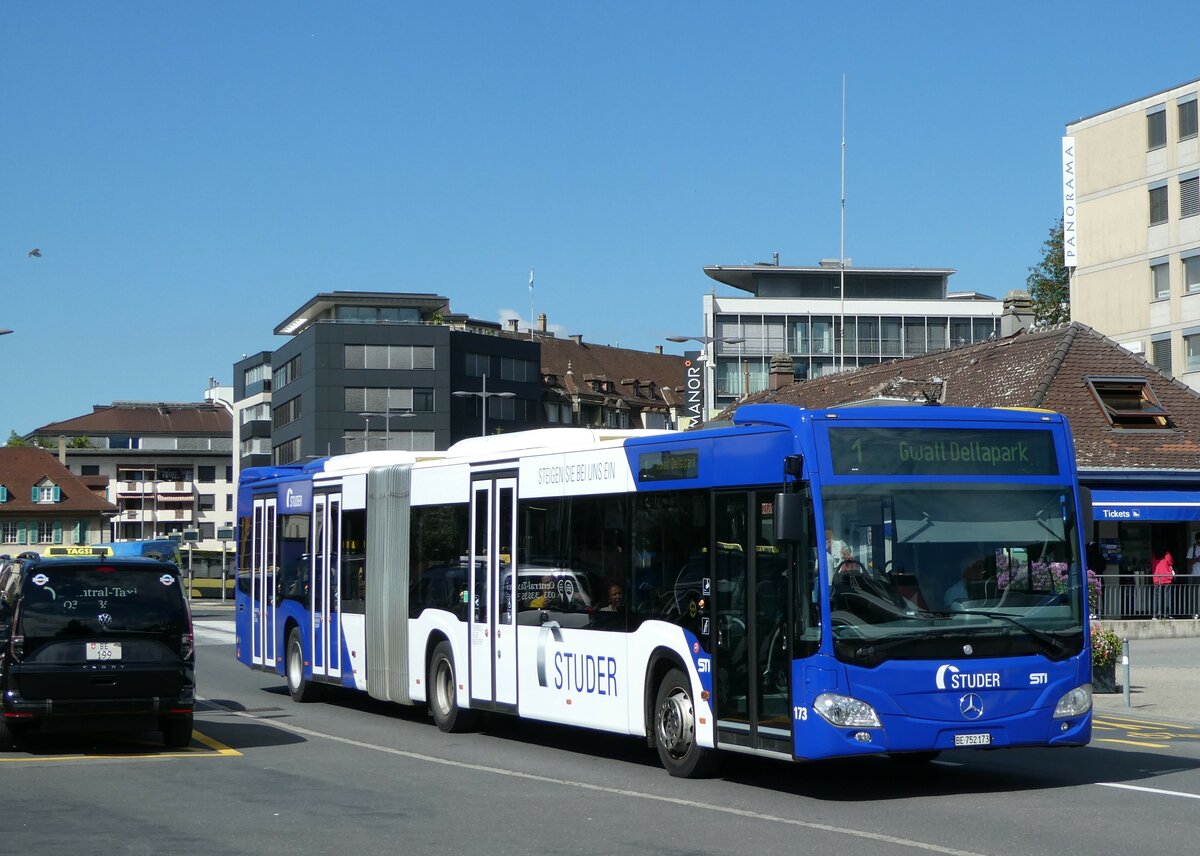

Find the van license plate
[[86, 642, 122, 661], [954, 733, 990, 747]]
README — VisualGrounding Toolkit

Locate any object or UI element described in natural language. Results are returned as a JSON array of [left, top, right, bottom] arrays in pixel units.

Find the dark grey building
[[237, 292, 541, 465]]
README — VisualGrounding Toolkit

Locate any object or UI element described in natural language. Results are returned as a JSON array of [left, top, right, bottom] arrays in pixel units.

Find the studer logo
[[936, 664, 1001, 690]]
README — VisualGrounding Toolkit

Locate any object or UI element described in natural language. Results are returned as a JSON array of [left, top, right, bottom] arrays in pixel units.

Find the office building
[[1066, 78, 1200, 387]]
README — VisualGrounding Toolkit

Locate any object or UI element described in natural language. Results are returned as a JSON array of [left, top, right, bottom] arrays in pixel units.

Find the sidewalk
[[1090, 634, 1200, 727]]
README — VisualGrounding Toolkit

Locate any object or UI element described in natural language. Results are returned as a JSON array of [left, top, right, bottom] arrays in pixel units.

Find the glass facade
[[711, 312, 1000, 399]]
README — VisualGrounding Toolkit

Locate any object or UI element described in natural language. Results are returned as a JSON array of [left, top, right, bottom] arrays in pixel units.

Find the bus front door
[[311, 494, 343, 682], [468, 475, 517, 710], [714, 490, 793, 755], [251, 495, 277, 668]]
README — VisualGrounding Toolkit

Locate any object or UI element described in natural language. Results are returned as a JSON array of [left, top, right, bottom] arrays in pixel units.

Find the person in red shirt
[[1151, 549, 1175, 619]]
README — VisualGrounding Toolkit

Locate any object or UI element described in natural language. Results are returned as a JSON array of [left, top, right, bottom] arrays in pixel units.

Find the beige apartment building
[[1067, 78, 1200, 386]]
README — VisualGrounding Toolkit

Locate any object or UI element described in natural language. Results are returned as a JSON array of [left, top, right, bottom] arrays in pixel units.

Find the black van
[[0, 556, 195, 750]]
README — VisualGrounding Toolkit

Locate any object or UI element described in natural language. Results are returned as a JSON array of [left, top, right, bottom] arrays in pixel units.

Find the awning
[[1091, 489, 1200, 522]]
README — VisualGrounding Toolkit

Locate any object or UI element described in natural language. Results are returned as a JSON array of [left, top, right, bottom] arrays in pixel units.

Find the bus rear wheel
[[429, 641, 478, 733], [287, 627, 322, 703], [653, 667, 718, 778]]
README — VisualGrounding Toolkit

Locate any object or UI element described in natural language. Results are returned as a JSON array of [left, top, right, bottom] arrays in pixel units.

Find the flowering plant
[[993, 554, 1102, 615], [1091, 623, 1122, 669]]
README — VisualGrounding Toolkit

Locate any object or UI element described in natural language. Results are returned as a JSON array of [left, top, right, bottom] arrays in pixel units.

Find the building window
[[465, 352, 491, 377], [1181, 175, 1199, 219], [241, 403, 271, 424], [1152, 337, 1173, 374], [244, 363, 271, 386], [80, 465, 100, 476], [1147, 107, 1167, 150], [500, 357, 537, 382], [880, 318, 902, 355], [275, 355, 300, 389], [273, 437, 302, 465], [1186, 256, 1200, 294], [1181, 98, 1199, 141], [1086, 376, 1170, 429], [197, 466, 216, 482], [1186, 333, 1200, 373], [36, 485, 59, 503], [37, 521, 55, 544], [1149, 185, 1168, 225], [226, 466, 233, 481], [273, 396, 302, 429], [241, 437, 270, 456], [1, 521, 17, 543], [1152, 261, 1171, 300], [198, 494, 215, 512]]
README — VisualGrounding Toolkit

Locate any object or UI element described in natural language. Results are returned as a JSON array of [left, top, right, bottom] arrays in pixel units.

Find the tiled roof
[[499, 332, 687, 410], [0, 447, 118, 513], [29, 402, 231, 437], [725, 322, 1200, 472]]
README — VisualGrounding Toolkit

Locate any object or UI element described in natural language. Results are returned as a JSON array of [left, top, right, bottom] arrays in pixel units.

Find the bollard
[[1122, 638, 1131, 708]]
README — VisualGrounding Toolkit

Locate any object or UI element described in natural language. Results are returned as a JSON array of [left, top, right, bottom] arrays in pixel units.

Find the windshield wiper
[[951, 608, 1074, 656]]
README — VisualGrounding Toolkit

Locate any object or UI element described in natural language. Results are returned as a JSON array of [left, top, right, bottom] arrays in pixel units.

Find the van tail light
[[10, 634, 24, 662], [181, 630, 194, 661]]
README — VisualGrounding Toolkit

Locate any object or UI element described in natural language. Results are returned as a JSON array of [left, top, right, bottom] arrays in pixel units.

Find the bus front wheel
[[653, 667, 719, 778], [286, 628, 322, 703], [429, 641, 478, 733]]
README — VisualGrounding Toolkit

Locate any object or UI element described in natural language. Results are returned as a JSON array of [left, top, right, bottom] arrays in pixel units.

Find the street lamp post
[[358, 408, 415, 450], [357, 412, 375, 450], [452, 374, 515, 437], [666, 334, 746, 416]]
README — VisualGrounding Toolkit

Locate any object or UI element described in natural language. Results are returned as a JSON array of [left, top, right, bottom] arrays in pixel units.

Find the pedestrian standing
[[1151, 548, 1175, 619], [1189, 533, 1200, 576]]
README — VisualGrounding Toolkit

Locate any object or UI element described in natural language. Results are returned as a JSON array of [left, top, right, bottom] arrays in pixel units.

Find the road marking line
[[1099, 782, 1200, 800], [1094, 716, 1194, 731], [203, 698, 988, 856], [1094, 738, 1170, 748]]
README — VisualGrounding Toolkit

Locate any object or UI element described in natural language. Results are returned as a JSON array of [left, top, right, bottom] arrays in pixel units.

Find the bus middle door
[[468, 474, 517, 710], [311, 494, 343, 681]]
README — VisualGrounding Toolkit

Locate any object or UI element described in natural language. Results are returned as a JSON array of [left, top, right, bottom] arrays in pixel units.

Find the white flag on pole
[[529, 268, 535, 293]]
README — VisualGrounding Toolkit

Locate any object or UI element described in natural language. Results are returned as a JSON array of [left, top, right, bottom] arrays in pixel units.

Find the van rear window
[[20, 566, 187, 639]]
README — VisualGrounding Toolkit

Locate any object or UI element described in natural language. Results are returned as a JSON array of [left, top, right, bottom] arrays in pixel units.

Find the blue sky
[[2, 2, 1196, 435]]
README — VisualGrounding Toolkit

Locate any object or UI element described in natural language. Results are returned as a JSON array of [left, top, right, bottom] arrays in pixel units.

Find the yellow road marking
[[1095, 738, 1170, 748], [0, 729, 240, 763], [1094, 715, 1195, 731]]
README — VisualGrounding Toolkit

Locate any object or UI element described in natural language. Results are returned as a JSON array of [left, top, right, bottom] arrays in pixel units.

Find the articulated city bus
[[234, 404, 1094, 776]]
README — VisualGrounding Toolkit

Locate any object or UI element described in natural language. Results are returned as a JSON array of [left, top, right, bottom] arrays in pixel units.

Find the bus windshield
[[821, 483, 1085, 666]]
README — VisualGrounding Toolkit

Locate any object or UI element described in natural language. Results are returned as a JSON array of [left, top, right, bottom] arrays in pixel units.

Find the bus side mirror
[[775, 492, 809, 544]]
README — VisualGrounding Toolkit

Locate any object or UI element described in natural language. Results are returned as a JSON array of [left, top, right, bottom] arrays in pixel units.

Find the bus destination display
[[828, 427, 1059, 476]]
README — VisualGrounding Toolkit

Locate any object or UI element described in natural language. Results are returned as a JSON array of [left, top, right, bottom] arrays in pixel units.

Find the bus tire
[[162, 713, 194, 749], [429, 640, 478, 733], [286, 627, 322, 703], [653, 667, 719, 778]]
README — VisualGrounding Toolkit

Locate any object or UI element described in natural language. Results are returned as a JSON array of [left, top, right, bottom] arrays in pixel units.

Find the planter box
[[1093, 660, 1119, 694]]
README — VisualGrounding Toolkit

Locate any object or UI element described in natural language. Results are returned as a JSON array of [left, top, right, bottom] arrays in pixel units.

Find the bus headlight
[[814, 693, 882, 728], [1053, 684, 1092, 718]]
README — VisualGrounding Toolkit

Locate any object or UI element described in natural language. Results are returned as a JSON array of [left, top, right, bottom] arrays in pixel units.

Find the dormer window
[[1086, 376, 1171, 429], [33, 482, 62, 503]]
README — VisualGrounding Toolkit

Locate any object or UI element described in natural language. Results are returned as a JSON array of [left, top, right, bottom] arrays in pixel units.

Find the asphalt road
[[1, 607, 1197, 856]]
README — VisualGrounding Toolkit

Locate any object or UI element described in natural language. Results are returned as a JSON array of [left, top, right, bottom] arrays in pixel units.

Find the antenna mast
[[839, 74, 846, 372]]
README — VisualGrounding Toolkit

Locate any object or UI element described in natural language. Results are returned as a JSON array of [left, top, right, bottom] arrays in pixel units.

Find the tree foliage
[[1027, 218, 1071, 327], [6, 430, 27, 447]]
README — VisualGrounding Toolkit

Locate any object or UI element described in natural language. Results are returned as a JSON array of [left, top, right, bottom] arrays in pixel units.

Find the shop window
[[1085, 376, 1170, 429]]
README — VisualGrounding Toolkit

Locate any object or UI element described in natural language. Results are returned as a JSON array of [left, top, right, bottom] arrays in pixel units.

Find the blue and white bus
[[234, 404, 1094, 776]]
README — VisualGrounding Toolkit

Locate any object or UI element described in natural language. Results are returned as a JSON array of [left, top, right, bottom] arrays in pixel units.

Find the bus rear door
[[311, 493, 343, 681]]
